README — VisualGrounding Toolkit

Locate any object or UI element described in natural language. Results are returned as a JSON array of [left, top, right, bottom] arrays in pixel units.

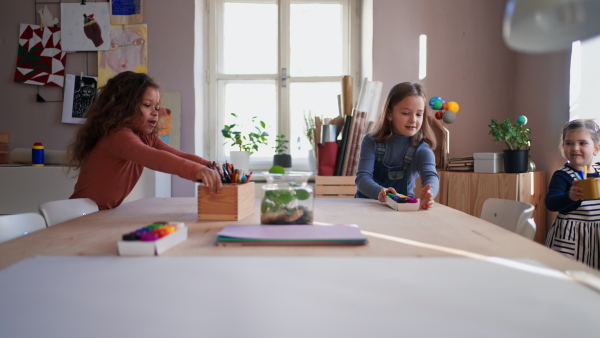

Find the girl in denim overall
[[355, 82, 439, 210]]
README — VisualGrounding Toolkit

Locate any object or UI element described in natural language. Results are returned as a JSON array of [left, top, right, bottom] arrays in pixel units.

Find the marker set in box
[[385, 193, 420, 211], [117, 221, 187, 256]]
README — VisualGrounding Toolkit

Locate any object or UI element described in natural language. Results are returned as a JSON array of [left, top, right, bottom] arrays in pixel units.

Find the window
[[570, 35, 600, 163], [205, 0, 359, 170]]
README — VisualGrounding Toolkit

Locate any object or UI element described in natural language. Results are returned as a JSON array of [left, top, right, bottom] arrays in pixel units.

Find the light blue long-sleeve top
[[355, 133, 440, 200]]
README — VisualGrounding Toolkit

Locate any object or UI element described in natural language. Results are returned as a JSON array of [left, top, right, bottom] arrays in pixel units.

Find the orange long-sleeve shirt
[[71, 128, 210, 210]]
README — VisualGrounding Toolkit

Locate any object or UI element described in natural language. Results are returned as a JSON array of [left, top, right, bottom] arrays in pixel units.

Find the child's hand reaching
[[378, 187, 398, 203], [569, 184, 584, 201], [419, 184, 434, 210], [196, 168, 223, 195]]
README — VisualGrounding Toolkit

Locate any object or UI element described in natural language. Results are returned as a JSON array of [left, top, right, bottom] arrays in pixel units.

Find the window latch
[[281, 68, 288, 88]]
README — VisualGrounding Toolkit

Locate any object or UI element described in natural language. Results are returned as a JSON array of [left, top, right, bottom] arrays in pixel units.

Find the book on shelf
[[448, 156, 474, 163], [449, 156, 474, 161], [446, 166, 474, 171]]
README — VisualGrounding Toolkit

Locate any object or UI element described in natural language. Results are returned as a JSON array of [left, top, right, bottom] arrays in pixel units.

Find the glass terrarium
[[260, 171, 314, 224]]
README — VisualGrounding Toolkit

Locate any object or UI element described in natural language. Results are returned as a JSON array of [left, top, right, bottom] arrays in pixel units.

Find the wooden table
[[0, 197, 593, 272], [1, 198, 599, 338]]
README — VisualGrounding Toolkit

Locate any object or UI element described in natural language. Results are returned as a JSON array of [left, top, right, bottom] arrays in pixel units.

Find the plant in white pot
[[488, 116, 531, 173], [273, 134, 291, 168], [221, 113, 269, 171]]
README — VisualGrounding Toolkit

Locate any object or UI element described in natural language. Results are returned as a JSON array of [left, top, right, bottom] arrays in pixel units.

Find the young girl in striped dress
[[546, 119, 600, 269]]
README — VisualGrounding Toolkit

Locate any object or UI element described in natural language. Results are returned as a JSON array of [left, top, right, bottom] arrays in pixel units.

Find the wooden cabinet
[[318, 171, 548, 244], [429, 171, 547, 244]]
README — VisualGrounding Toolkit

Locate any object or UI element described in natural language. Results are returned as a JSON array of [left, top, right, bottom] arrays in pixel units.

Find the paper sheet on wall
[[61, 3, 111, 52], [110, 0, 144, 24], [158, 92, 181, 150], [14, 24, 67, 87], [98, 24, 148, 87], [62, 74, 98, 124]]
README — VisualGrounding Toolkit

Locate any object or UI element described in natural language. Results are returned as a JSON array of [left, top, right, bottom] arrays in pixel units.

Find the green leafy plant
[[303, 113, 315, 148], [221, 113, 269, 154], [273, 134, 289, 155], [488, 118, 531, 150], [261, 185, 312, 224], [260, 172, 313, 224]]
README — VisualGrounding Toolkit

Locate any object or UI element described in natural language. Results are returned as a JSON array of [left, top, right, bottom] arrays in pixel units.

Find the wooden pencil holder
[[198, 182, 255, 220]]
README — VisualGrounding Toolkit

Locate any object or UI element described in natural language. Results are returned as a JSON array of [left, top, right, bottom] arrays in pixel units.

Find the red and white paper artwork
[[14, 24, 67, 87]]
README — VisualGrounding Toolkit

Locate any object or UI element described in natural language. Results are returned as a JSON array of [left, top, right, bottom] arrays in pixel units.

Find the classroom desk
[[1, 198, 599, 337]]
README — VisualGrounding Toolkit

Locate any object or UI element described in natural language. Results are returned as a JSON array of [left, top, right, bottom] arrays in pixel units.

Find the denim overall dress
[[355, 143, 416, 198]]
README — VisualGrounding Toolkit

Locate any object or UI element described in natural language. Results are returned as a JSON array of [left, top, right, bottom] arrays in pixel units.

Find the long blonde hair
[[370, 82, 436, 149]]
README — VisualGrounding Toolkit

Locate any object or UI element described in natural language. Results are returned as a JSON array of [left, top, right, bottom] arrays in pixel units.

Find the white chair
[[480, 198, 536, 240], [39, 198, 99, 226], [0, 213, 47, 243]]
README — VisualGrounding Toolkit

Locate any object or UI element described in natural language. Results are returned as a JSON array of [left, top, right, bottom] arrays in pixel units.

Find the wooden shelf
[[320, 171, 547, 244], [431, 171, 547, 244]]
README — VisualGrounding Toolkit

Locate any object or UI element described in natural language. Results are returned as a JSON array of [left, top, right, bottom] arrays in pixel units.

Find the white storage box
[[474, 153, 504, 173], [118, 222, 187, 256], [385, 196, 420, 211]]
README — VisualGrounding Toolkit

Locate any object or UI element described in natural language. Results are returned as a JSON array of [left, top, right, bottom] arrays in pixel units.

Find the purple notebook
[[216, 224, 368, 246]]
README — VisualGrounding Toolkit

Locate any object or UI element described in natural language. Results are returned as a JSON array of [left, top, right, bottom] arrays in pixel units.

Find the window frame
[[204, 0, 361, 170]]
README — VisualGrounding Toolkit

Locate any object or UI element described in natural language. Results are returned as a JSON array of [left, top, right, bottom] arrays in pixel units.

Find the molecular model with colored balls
[[429, 96, 460, 124]]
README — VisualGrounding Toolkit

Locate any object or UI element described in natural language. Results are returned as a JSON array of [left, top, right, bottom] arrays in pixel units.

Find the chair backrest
[[0, 213, 47, 243], [480, 198, 536, 240], [38, 198, 99, 226]]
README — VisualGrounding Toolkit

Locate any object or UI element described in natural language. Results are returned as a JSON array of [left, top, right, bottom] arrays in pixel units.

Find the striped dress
[[546, 163, 600, 269]]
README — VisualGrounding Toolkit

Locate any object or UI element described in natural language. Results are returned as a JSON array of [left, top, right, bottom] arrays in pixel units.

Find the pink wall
[[374, 0, 513, 158], [372, 1, 570, 175], [0, 0, 199, 197], [1, 0, 573, 209], [372, 0, 572, 228]]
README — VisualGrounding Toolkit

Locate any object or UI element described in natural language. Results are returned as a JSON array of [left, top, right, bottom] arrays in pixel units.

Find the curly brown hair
[[68, 71, 161, 170], [369, 82, 436, 150]]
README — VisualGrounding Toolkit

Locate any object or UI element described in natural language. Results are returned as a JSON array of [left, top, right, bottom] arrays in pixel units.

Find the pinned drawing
[[14, 24, 67, 87], [98, 24, 148, 87], [62, 74, 98, 124], [61, 2, 111, 51], [158, 92, 181, 149], [37, 5, 59, 27], [158, 107, 172, 144], [110, 0, 144, 24]]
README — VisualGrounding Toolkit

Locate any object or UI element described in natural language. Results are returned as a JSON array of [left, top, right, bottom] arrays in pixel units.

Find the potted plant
[[488, 116, 531, 173], [273, 134, 292, 168], [304, 113, 317, 170], [260, 171, 313, 224], [221, 113, 269, 171]]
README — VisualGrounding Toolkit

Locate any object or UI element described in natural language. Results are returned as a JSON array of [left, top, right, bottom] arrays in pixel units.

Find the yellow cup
[[573, 178, 600, 200]]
